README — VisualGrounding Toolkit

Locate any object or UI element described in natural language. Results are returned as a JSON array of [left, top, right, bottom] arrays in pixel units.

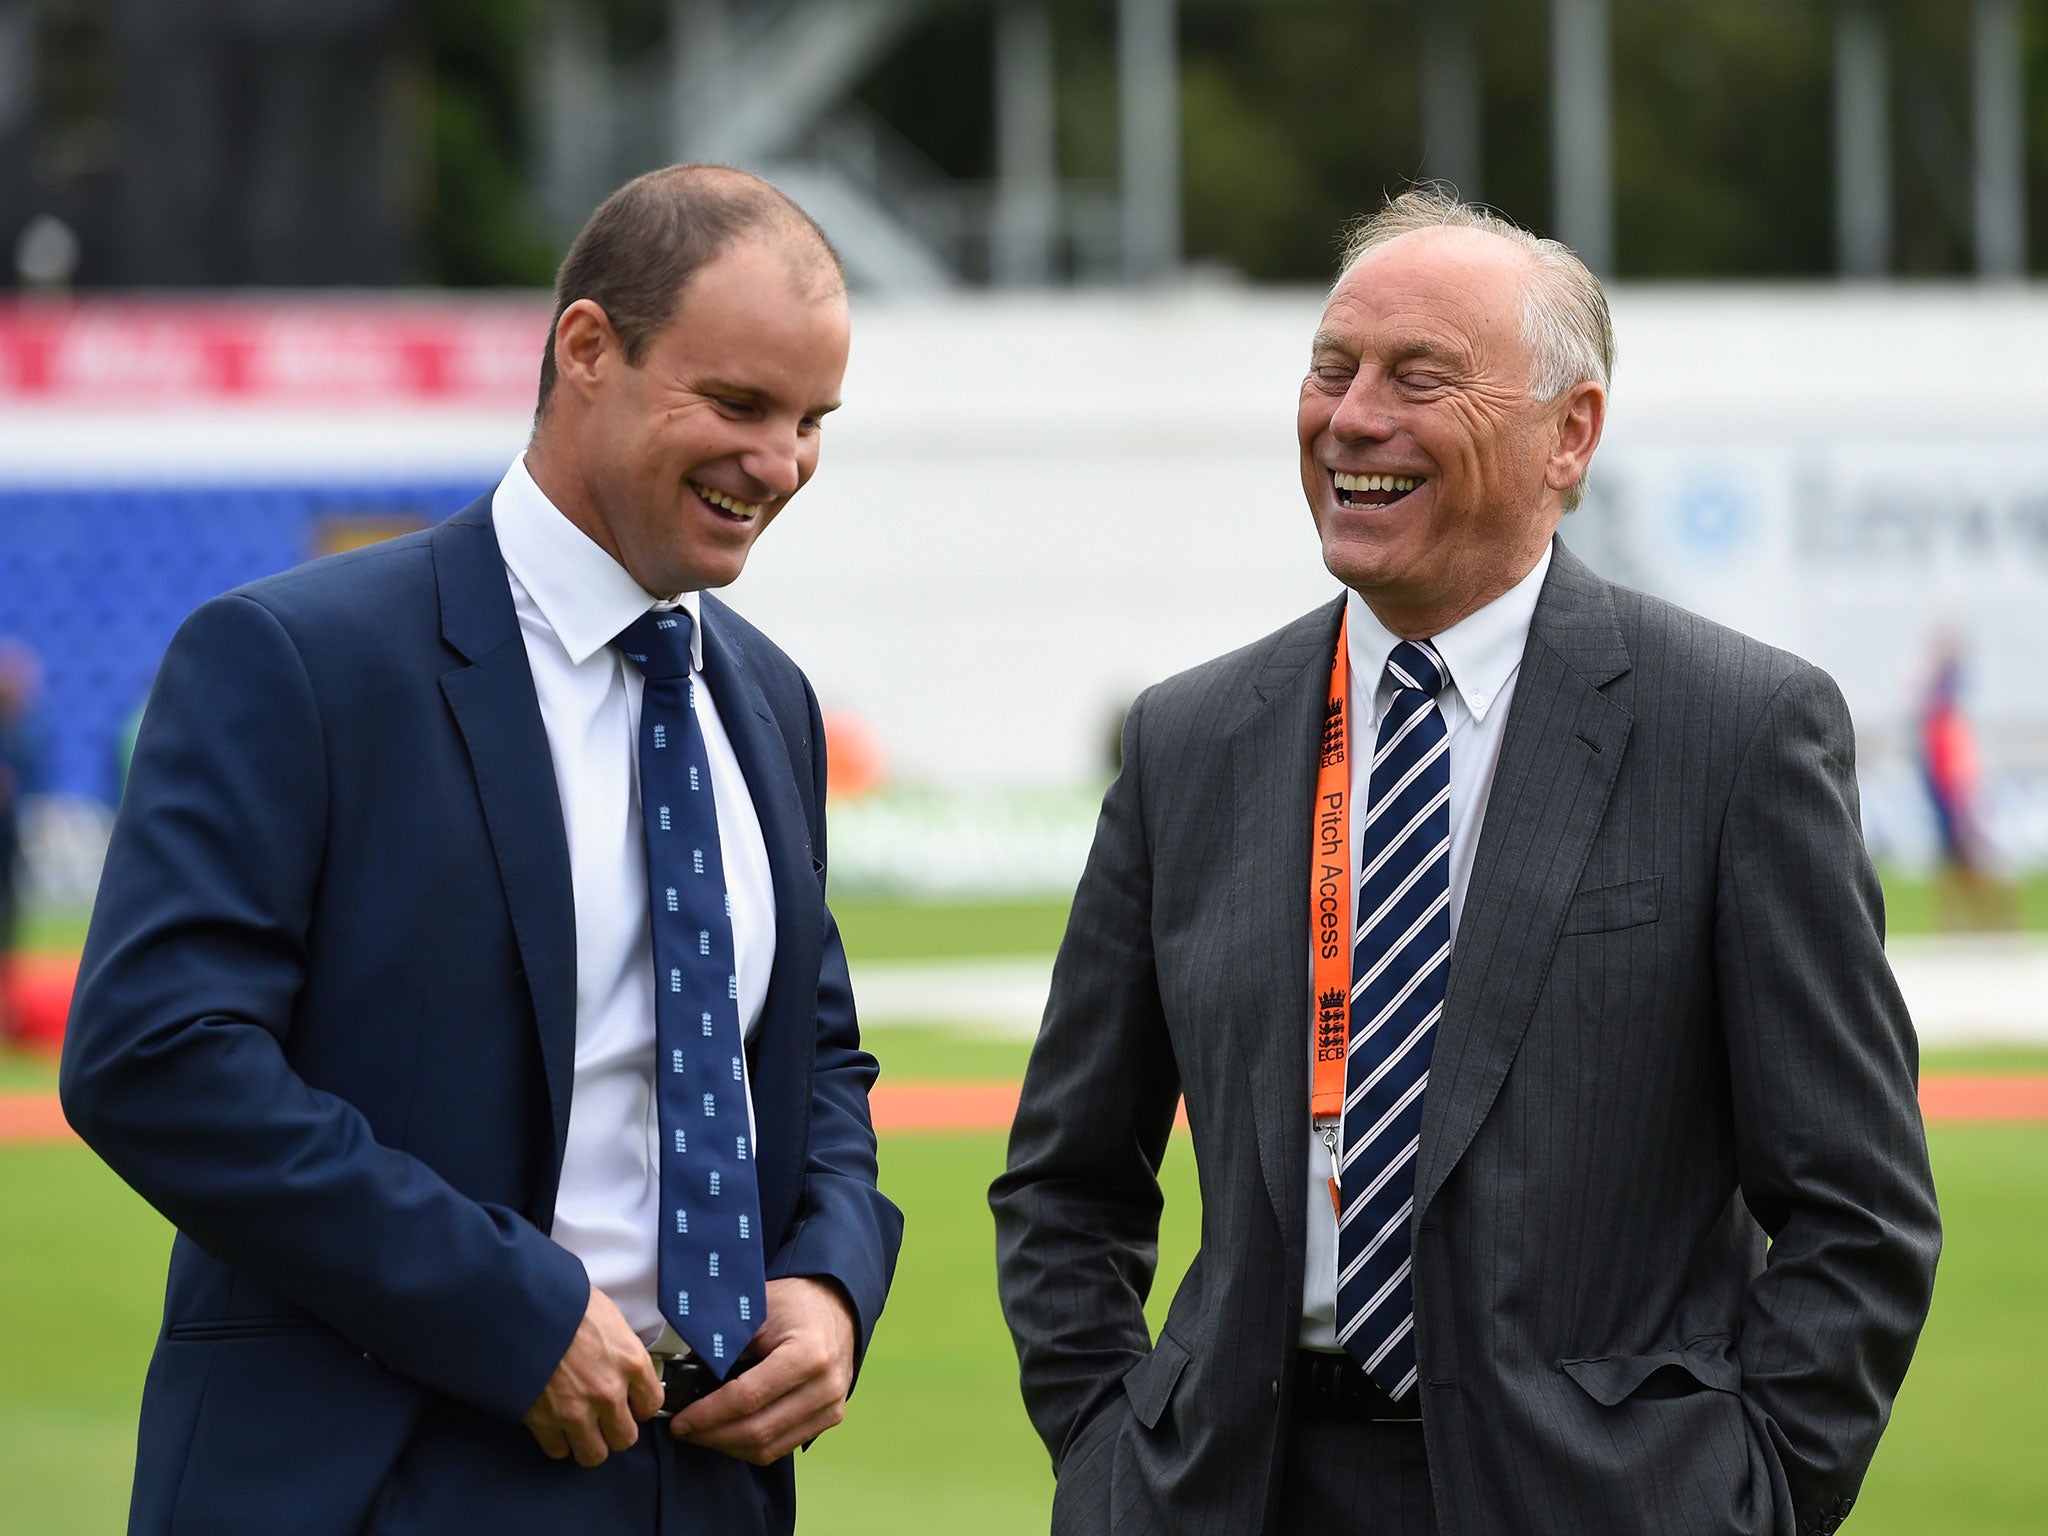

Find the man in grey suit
[[990, 189, 1940, 1536]]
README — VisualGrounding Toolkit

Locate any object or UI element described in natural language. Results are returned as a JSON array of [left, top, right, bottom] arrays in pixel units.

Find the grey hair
[[1336, 186, 1613, 509]]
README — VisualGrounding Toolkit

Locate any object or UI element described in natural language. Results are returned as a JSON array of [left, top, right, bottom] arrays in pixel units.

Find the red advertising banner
[[0, 299, 553, 405]]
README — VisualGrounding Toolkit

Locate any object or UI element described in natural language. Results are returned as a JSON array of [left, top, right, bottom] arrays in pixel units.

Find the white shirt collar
[[492, 454, 703, 671], [1345, 543, 1553, 724]]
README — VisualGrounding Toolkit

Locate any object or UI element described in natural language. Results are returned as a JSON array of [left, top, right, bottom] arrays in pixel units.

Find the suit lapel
[[1230, 597, 1347, 1279], [697, 600, 820, 1241], [1413, 540, 1634, 1220], [431, 499, 581, 1182]]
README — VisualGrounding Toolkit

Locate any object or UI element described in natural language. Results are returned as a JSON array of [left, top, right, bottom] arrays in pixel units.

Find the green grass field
[[19, 866, 2048, 959], [4, 887, 2046, 1531], [2, 1128, 2043, 1534]]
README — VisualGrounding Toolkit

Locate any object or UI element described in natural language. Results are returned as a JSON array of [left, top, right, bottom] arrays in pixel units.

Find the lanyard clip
[[1317, 1121, 1344, 1218]]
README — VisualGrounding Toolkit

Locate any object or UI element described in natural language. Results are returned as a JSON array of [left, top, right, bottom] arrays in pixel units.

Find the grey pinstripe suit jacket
[[991, 541, 1940, 1536]]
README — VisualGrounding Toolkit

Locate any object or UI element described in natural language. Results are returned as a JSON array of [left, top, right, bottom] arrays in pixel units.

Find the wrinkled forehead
[[1319, 226, 1535, 360]]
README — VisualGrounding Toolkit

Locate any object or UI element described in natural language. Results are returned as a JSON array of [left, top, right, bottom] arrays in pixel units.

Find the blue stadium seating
[[0, 480, 491, 803]]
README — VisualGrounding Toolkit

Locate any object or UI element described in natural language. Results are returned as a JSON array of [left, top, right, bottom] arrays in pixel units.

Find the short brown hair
[[535, 164, 843, 414]]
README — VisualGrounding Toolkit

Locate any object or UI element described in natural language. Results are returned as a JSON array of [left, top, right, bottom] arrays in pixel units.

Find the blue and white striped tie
[[1335, 638, 1451, 1401]]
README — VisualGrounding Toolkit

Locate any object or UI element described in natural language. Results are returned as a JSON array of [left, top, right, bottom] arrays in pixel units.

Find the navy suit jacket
[[61, 496, 903, 1535]]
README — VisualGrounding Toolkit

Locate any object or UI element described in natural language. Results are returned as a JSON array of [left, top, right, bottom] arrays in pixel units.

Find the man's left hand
[[669, 1276, 857, 1464]]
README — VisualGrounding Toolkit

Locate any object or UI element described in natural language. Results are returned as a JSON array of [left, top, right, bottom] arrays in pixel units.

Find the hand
[[669, 1276, 857, 1464], [523, 1284, 664, 1468]]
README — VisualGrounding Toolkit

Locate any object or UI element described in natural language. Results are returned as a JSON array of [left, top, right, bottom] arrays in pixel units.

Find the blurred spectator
[[1918, 632, 2015, 928], [0, 638, 46, 1038]]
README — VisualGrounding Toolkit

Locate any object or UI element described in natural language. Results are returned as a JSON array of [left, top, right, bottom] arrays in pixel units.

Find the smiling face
[[535, 234, 850, 598], [1298, 226, 1603, 637]]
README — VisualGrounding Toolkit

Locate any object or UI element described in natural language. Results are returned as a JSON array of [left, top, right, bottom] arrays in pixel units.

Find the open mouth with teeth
[[1334, 471, 1422, 509], [690, 480, 764, 523]]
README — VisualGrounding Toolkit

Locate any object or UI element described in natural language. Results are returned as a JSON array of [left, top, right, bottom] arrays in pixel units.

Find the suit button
[[1270, 1379, 1280, 1407]]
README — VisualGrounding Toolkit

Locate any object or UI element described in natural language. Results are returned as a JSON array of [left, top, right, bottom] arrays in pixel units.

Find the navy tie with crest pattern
[[1335, 638, 1451, 1401], [616, 608, 765, 1379]]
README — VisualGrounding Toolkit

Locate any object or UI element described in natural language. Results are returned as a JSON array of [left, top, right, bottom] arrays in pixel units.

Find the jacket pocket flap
[[1123, 1332, 1192, 1430], [1560, 876, 1661, 936], [165, 1314, 323, 1343], [1559, 1345, 1738, 1406]]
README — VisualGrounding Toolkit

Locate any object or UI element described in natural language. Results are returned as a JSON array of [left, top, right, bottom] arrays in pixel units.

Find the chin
[[642, 543, 748, 596], [694, 558, 754, 593], [1318, 534, 1393, 593]]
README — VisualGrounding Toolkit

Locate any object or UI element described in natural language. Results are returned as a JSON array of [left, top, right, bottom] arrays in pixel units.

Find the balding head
[[535, 164, 843, 417]]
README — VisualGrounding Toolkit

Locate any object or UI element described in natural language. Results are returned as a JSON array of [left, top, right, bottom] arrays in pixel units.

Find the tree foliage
[[414, 0, 2044, 286]]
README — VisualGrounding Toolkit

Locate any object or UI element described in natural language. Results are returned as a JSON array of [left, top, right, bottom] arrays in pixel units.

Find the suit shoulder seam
[[1715, 659, 1828, 854]]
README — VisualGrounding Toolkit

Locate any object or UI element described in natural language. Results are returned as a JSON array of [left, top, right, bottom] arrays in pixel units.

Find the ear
[[1544, 379, 1606, 495], [552, 299, 619, 403]]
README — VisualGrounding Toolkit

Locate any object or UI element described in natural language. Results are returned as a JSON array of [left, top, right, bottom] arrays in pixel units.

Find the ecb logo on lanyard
[[1316, 989, 1348, 1062]]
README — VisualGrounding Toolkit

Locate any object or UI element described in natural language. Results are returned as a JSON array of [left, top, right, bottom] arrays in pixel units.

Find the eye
[[711, 395, 755, 418], [1308, 363, 1354, 391]]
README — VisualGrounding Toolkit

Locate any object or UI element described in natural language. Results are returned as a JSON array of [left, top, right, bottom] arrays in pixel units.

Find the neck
[[1361, 586, 1497, 642], [522, 429, 624, 573], [1357, 540, 1552, 640]]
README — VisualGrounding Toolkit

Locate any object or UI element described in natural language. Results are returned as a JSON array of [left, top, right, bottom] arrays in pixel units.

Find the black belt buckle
[[1293, 1350, 1423, 1423], [655, 1353, 753, 1418]]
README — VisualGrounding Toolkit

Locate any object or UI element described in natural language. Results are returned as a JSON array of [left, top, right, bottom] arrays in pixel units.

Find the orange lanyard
[[1310, 616, 1352, 1210]]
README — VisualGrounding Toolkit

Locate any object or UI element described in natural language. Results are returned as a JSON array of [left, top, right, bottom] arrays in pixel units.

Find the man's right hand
[[522, 1284, 664, 1467]]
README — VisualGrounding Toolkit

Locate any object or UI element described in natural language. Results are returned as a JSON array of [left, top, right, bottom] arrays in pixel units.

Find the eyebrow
[[1308, 332, 1465, 370], [1395, 338, 1452, 360]]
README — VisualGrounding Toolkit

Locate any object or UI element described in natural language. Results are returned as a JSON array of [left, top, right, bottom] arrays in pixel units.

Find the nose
[[739, 418, 805, 501], [1329, 369, 1394, 445]]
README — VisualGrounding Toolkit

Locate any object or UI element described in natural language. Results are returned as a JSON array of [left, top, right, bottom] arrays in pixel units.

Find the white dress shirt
[[1298, 546, 1552, 1349], [493, 455, 777, 1345]]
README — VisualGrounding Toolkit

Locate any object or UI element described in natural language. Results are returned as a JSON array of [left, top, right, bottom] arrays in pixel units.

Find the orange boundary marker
[[0, 1093, 74, 1143], [1916, 1076, 2048, 1124], [866, 1082, 1023, 1133], [5, 1077, 2047, 1145]]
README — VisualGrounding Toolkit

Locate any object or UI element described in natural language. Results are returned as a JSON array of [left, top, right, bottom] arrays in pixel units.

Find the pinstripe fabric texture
[[1277, 1420, 1437, 1534], [1337, 640, 1451, 1397], [993, 541, 1939, 1536]]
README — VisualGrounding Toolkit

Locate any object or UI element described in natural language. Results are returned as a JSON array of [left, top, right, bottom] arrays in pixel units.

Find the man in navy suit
[[61, 165, 903, 1535]]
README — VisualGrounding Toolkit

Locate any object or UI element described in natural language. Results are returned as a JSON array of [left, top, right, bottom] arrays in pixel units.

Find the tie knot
[[1385, 640, 1447, 699], [615, 608, 695, 680]]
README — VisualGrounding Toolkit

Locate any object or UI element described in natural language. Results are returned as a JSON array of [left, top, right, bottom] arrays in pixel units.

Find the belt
[[651, 1350, 755, 1419], [1293, 1350, 1424, 1423]]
